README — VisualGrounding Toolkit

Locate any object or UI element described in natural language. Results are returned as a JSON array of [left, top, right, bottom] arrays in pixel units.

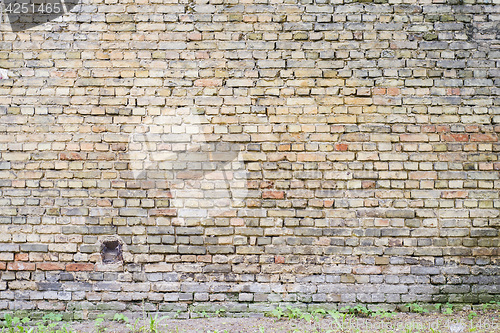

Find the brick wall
[[0, 0, 499, 317]]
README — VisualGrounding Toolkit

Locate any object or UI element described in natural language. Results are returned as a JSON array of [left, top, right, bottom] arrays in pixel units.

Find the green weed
[[467, 311, 477, 321], [94, 314, 107, 333], [1, 313, 74, 333], [344, 305, 372, 317], [112, 314, 129, 324], [310, 308, 326, 321], [285, 306, 303, 319], [266, 307, 285, 319], [327, 308, 353, 330], [214, 309, 226, 318], [443, 303, 453, 315], [147, 313, 168, 333], [2, 314, 32, 333], [481, 300, 500, 311], [406, 303, 429, 314], [371, 308, 396, 319]]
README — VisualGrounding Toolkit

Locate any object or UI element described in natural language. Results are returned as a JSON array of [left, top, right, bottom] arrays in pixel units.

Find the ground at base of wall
[[64, 310, 499, 333]]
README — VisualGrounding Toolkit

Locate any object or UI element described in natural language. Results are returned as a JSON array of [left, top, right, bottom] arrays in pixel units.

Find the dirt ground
[[68, 309, 500, 332]]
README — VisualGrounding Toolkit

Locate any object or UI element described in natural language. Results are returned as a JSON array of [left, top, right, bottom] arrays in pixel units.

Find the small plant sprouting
[[285, 306, 303, 319], [2, 314, 32, 333], [344, 305, 372, 317], [371, 308, 396, 319], [468, 311, 477, 320], [214, 308, 226, 318], [39, 313, 72, 333], [406, 303, 429, 314], [173, 310, 182, 319], [94, 314, 107, 333], [267, 307, 285, 319], [311, 308, 326, 322], [481, 300, 500, 311], [147, 313, 168, 333], [328, 308, 353, 330], [112, 313, 129, 324], [443, 303, 453, 315]]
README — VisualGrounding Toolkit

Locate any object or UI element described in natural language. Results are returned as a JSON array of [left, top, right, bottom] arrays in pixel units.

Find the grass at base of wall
[[1, 301, 500, 333]]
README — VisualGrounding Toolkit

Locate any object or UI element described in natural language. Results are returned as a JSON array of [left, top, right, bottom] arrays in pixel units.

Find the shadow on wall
[[124, 110, 249, 224], [1, 0, 78, 32]]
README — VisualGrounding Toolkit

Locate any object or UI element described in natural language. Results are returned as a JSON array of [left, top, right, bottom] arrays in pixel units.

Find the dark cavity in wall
[[101, 240, 123, 264]]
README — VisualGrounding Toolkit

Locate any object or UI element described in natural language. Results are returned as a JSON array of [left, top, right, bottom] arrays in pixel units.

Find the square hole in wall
[[101, 240, 123, 264]]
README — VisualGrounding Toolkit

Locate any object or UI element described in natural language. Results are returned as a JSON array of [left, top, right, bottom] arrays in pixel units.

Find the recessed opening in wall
[[101, 240, 123, 264]]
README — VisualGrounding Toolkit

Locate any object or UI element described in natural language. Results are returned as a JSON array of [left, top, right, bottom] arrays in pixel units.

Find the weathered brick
[[66, 264, 94, 272], [0, 0, 497, 313], [37, 263, 66, 271], [7, 262, 35, 271]]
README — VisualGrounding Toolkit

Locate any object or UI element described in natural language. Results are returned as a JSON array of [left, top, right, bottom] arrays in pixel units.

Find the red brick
[[323, 200, 334, 208], [362, 181, 376, 189], [194, 79, 222, 87], [66, 263, 94, 272], [335, 143, 349, 151], [372, 88, 386, 95], [436, 125, 450, 132], [441, 191, 468, 199], [262, 191, 284, 199], [387, 87, 400, 96], [470, 133, 498, 142], [37, 263, 66, 271], [442, 133, 469, 142], [465, 125, 480, 132], [278, 144, 291, 151], [274, 256, 285, 264], [197, 255, 212, 263], [0, 262, 6, 270], [59, 152, 84, 160], [7, 262, 35, 271], [259, 181, 274, 189], [14, 253, 29, 261]]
